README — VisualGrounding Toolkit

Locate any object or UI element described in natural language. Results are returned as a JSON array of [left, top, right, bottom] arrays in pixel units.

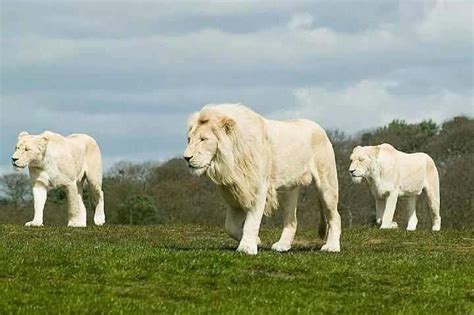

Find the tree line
[[1, 116, 473, 229]]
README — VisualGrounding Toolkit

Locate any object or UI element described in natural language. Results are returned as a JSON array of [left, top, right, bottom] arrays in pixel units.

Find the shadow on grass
[[159, 244, 324, 253]]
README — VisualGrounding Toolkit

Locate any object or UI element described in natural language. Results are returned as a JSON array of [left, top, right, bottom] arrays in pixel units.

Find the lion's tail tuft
[[264, 185, 279, 216]]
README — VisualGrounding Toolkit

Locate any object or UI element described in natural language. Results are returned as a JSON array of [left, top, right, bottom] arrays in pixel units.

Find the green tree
[[117, 194, 157, 225], [362, 119, 439, 152]]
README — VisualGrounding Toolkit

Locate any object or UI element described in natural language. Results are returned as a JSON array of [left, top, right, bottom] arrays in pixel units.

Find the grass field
[[0, 225, 473, 314]]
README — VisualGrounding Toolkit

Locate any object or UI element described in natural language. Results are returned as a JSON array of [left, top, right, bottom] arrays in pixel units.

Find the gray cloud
[[1, 0, 473, 173]]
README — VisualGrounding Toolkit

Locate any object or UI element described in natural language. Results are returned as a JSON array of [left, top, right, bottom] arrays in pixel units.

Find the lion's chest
[[32, 155, 78, 189]]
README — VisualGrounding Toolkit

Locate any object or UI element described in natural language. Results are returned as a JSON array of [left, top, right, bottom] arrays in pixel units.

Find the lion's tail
[[318, 207, 329, 241], [264, 185, 279, 216]]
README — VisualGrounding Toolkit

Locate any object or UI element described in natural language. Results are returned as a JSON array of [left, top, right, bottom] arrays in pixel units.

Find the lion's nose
[[349, 169, 355, 174], [12, 157, 19, 163], [183, 155, 193, 162]]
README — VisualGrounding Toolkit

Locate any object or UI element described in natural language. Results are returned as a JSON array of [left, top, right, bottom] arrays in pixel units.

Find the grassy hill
[[0, 225, 473, 314]]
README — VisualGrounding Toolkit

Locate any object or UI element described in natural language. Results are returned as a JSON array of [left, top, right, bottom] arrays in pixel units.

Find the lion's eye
[[187, 137, 190, 144], [25, 148, 29, 151], [200, 137, 208, 142]]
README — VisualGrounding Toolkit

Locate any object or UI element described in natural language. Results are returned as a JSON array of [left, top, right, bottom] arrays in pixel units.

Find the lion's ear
[[221, 117, 235, 134], [187, 113, 199, 131], [18, 131, 29, 139], [37, 135, 49, 152], [368, 146, 380, 159]]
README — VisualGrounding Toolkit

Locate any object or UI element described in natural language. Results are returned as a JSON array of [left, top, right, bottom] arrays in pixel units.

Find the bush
[[117, 195, 158, 225]]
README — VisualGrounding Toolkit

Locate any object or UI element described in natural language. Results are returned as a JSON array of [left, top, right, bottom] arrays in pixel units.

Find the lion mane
[[188, 104, 278, 215]]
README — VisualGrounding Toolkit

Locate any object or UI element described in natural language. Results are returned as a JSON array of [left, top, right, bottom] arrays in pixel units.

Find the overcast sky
[[1, 0, 473, 174]]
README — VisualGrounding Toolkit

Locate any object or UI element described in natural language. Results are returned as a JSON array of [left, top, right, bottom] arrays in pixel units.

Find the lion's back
[[394, 148, 437, 195], [66, 134, 99, 153], [43, 132, 101, 175], [66, 134, 102, 170]]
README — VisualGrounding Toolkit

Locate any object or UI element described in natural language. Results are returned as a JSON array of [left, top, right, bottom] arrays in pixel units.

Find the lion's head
[[183, 108, 235, 176], [349, 146, 380, 183], [183, 104, 269, 211], [12, 131, 48, 170]]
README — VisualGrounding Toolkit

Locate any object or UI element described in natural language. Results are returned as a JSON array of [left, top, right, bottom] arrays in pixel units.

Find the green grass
[[0, 225, 473, 314]]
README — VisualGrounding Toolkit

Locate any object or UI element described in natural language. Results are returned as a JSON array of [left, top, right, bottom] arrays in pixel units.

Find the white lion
[[12, 131, 105, 227], [349, 143, 441, 231], [184, 104, 341, 255]]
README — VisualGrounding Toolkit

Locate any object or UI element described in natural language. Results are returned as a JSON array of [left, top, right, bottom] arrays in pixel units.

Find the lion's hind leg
[[85, 141, 105, 226], [272, 187, 299, 253], [84, 164, 105, 226], [423, 187, 441, 231], [423, 160, 441, 231], [406, 196, 418, 231], [311, 162, 341, 252], [88, 175, 105, 226], [67, 180, 87, 227]]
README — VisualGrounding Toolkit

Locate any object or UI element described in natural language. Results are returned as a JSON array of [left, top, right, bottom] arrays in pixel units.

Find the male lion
[[349, 144, 441, 231], [12, 131, 105, 227], [184, 104, 341, 255]]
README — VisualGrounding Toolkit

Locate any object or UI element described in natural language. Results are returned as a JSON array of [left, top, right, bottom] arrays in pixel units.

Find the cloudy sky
[[1, 0, 473, 173]]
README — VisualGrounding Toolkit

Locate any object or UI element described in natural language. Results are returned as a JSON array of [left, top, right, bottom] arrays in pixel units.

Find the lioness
[[184, 104, 341, 255], [12, 131, 105, 227], [349, 143, 441, 231]]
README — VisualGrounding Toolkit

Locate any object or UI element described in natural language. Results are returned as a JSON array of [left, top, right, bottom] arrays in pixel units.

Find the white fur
[[349, 143, 441, 231], [184, 104, 342, 255], [12, 131, 105, 227]]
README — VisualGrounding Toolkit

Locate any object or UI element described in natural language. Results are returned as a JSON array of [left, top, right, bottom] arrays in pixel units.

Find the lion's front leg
[[237, 187, 267, 255], [380, 193, 399, 229], [226, 207, 262, 246], [272, 187, 299, 253], [375, 198, 385, 226], [66, 182, 86, 227], [25, 182, 47, 227], [225, 207, 245, 241]]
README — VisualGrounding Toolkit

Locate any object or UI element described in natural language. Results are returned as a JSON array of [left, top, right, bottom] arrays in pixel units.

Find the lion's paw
[[67, 220, 87, 228], [320, 243, 340, 253], [271, 242, 291, 253], [94, 216, 105, 226], [236, 242, 258, 255], [381, 222, 398, 229], [25, 221, 43, 227]]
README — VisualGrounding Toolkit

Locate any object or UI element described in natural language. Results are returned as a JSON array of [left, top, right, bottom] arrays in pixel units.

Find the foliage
[[361, 119, 440, 153], [117, 194, 158, 225], [0, 173, 31, 209], [0, 225, 473, 314]]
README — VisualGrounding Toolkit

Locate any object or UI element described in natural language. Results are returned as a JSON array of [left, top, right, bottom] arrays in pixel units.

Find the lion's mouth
[[12, 162, 26, 170], [189, 164, 209, 170], [351, 175, 363, 183], [188, 163, 211, 176]]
